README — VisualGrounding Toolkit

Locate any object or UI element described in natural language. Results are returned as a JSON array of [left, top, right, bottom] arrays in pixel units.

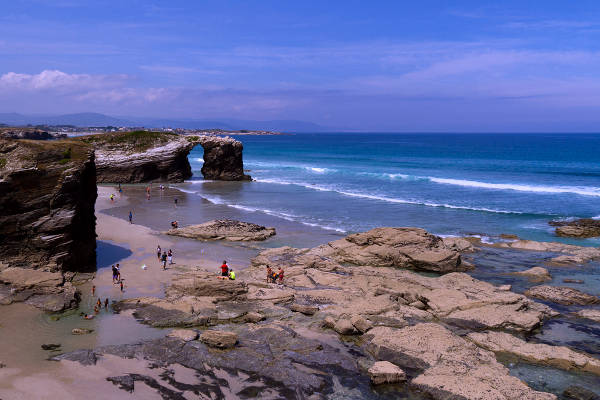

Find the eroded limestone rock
[[467, 331, 600, 375], [525, 285, 600, 305], [165, 219, 275, 241], [368, 361, 406, 385], [511, 266, 551, 282], [200, 330, 238, 348]]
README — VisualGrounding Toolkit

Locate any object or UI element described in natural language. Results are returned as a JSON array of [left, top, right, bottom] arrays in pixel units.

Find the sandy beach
[[0, 184, 255, 399]]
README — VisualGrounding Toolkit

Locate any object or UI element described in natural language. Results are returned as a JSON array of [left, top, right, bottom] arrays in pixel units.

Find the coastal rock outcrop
[[309, 227, 470, 273], [165, 219, 275, 241], [365, 323, 556, 399], [80, 131, 250, 183], [575, 309, 600, 323], [467, 331, 600, 375], [511, 266, 552, 282], [491, 239, 600, 265], [368, 361, 406, 384], [525, 285, 600, 305], [0, 138, 95, 310], [550, 219, 600, 238]]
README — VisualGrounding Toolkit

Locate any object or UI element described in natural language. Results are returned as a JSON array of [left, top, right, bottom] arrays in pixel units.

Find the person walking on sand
[[168, 249, 173, 265], [161, 252, 167, 270], [174, 198, 178, 207], [112, 265, 118, 283], [128, 210, 133, 224], [120, 281, 124, 292], [115, 263, 121, 282], [220, 260, 229, 277], [110, 193, 114, 202], [92, 285, 96, 296], [157, 245, 162, 260], [96, 298, 102, 308], [104, 298, 109, 309]]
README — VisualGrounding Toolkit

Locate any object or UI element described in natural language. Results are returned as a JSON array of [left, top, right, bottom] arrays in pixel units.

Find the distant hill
[[0, 112, 333, 132]]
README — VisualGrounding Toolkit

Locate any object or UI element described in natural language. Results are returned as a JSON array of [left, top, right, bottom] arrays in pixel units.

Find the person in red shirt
[[277, 267, 284, 284], [220, 260, 229, 277]]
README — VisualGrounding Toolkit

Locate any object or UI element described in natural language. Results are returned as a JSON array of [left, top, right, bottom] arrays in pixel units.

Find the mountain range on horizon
[[0, 112, 334, 133]]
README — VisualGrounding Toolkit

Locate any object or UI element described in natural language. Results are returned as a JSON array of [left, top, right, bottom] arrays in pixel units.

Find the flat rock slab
[[575, 309, 600, 323], [72, 328, 93, 335], [525, 285, 600, 305], [168, 329, 198, 342], [368, 361, 406, 384], [366, 323, 556, 399], [165, 219, 275, 241], [511, 267, 551, 282], [290, 303, 318, 315], [200, 330, 238, 348], [467, 331, 600, 375]]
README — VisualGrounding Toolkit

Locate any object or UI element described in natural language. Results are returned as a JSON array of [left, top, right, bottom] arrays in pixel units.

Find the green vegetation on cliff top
[[0, 138, 91, 172], [78, 130, 178, 152]]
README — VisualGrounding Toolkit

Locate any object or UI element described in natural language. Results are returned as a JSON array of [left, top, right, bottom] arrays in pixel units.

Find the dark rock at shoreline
[[79, 131, 250, 183], [550, 219, 600, 238], [165, 219, 275, 241], [0, 138, 95, 311], [0, 128, 63, 140], [563, 279, 584, 284], [525, 285, 600, 305], [55, 324, 371, 399], [563, 385, 600, 400]]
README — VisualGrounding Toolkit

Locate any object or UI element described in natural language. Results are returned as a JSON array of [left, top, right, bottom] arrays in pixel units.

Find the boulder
[[350, 315, 373, 333], [511, 267, 551, 282], [525, 285, 600, 305], [368, 361, 406, 385], [290, 303, 318, 316], [442, 237, 475, 252], [168, 329, 198, 342], [564, 279, 584, 284], [550, 219, 600, 238], [467, 331, 600, 375], [333, 319, 357, 335], [165, 219, 275, 241], [71, 328, 93, 335], [243, 312, 265, 323], [492, 239, 600, 265], [309, 227, 469, 273], [200, 330, 238, 349], [366, 323, 556, 400], [166, 271, 248, 301]]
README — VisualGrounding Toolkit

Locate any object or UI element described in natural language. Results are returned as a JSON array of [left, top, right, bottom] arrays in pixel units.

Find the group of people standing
[[157, 245, 173, 270], [266, 266, 284, 284], [111, 264, 124, 291]]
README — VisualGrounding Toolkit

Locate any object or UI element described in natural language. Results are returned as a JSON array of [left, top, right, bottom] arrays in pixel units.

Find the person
[[112, 265, 118, 283], [277, 267, 284, 284], [96, 298, 102, 308], [83, 313, 95, 320], [128, 210, 133, 224], [266, 266, 273, 283], [94, 305, 99, 314], [110, 193, 114, 202], [161, 252, 167, 270], [220, 260, 229, 277], [174, 198, 178, 206], [120, 281, 124, 292], [115, 263, 121, 282], [92, 285, 96, 296], [168, 249, 173, 264], [228, 269, 236, 280], [104, 298, 109, 309], [271, 271, 278, 283], [157, 245, 162, 260], [171, 221, 178, 229]]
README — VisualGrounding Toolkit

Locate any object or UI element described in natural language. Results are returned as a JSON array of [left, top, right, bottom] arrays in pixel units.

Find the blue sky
[[1, 0, 600, 131]]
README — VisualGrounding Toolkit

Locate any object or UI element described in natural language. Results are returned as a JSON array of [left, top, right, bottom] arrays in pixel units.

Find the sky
[[1, 0, 600, 131]]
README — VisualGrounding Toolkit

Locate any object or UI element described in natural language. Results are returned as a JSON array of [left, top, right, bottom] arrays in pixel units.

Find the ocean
[[186, 133, 600, 245]]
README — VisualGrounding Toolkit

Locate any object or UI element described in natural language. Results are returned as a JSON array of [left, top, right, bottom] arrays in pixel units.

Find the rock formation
[[467, 331, 600, 375], [0, 138, 96, 311], [307, 227, 470, 273], [0, 128, 64, 140], [365, 323, 556, 399], [525, 285, 600, 305], [79, 131, 250, 183], [511, 266, 552, 282], [549, 218, 600, 238], [165, 219, 276, 241]]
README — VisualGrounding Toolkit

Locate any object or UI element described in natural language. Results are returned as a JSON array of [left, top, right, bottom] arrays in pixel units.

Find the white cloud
[[0, 69, 129, 91]]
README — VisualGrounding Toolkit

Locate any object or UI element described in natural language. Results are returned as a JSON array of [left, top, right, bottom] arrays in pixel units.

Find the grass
[[0, 158, 6, 169], [79, 130, 178, 152]]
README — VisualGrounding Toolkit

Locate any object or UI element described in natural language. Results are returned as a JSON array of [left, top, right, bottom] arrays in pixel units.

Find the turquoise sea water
[[188, 133, 600, 245]]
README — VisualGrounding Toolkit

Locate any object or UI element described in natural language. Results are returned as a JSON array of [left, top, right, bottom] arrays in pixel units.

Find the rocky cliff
[[80, 131, 249, 183], [0, 138, 96, 311]]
